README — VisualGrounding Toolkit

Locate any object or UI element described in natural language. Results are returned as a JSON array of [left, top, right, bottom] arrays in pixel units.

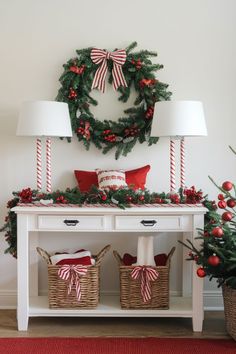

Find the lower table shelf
[[29, 295, 192, 318]]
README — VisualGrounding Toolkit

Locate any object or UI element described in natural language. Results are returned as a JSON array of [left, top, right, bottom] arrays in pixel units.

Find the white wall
[[0, 0, 235, 308]]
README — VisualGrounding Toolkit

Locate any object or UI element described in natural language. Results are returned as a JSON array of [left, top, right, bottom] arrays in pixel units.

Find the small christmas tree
[[180, 146, 236, 289]]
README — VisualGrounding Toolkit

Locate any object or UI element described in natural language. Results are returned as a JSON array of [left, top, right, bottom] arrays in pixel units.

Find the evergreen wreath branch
[[56, 42, 172, 159]]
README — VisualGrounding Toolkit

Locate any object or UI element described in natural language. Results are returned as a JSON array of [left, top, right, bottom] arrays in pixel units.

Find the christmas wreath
[[56, 41, 172, 159], [1, 186, 204, 258]]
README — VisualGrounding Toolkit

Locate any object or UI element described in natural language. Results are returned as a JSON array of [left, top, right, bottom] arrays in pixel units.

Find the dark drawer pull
[[140, 220, 157, 227], [63, 219, 79, 226]]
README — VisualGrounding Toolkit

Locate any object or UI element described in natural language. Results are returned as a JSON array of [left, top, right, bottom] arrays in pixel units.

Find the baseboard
[[203, 290, 224, 310], [0, 289, 224, 310], [0, 290, 17, 309]]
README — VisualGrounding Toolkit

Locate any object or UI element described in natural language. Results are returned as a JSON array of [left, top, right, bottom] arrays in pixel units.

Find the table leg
[[182, 232, 192, 297], [17, 214, 29, 331], [192, 214, 204, 332]]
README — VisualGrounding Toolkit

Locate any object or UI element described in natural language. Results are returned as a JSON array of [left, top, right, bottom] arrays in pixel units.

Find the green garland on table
[[56, 41, 172, 159], [1, 186, 206, 258]]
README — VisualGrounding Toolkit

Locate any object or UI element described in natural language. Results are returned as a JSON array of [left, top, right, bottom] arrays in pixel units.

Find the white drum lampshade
[[17, 101, 72, 193], [17, 101, 72, 137], [150, 101, 207, 138], [151, 101, 207, 191]]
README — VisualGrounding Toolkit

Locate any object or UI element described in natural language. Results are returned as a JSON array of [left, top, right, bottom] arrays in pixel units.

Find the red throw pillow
[[74, 165, 150, 192], [125, 165, 150, 190], [74, 170, 98, 192]]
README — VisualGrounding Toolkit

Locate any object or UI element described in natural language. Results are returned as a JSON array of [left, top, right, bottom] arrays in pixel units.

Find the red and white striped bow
[[131, 266, 159, 303], [58, 265, 88, 301], [91, 48, 127, 93]]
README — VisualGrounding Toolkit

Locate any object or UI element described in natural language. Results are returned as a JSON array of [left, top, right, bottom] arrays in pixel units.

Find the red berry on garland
[[208, 254, 220, 266], [101, 195, 107, 201], [222, 211, 233, 222], [204, 231, 209, 237], [155, 197, 163, 203], [227, 199, 236, 208], [211, 226, 224, 237], [222, 181, 233, 191], [139, 195, 145, 201], [218, 200, 227, 209], [197, 267, 206, 278], [126, 196, 132, 202], [218, 194, 225, 200]]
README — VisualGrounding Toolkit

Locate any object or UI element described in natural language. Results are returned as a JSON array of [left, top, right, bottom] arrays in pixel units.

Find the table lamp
[[150, 101, 207, 192], [17, 101, 72, 192]]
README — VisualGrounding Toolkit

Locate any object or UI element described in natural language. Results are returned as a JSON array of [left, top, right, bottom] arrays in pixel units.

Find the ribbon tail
[[68, 273, 74, 296], [92, 59, 107, 93], [75, 274, 81, 301], [140, 271, 150, 303], [112, 64, 127, 91]]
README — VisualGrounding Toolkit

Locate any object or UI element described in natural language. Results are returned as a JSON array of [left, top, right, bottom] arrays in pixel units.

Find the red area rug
[[0, 337, 235, 354]]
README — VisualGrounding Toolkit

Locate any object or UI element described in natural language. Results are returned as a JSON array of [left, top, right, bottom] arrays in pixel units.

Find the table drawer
[[38, 215, 105, 230], [115, 215, 182, 231]]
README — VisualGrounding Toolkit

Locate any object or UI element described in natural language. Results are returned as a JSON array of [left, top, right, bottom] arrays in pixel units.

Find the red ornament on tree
[[196, 267, 206, 278], [222, 181, 233, 191], [227, 199, 236, 208], [208, 254, 220, 266], [218, 194, 225, 200], [222, 211, 233, 222], [211, 226, 224, 238], [218, 200, 227, 209]]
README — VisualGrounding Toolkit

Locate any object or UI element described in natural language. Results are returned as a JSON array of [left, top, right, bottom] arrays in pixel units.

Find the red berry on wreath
[[222, 211, 233, 222], [208, 254, 220, 266], [222, 181, 233, 191], [211, 226, 224, 237], [227, 199, 236, 208], [68, 87, 77, 99], [197, 267, 206, 278], [218, 200, 227, 209], [136, 59, 142, 70], [218, 194, 225, 200]]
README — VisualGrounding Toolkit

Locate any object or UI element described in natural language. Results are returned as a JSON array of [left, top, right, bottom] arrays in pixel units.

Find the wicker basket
[[113, 247, 175, 309], [37, 245, 110, 309], [222, 284, 236, 340]]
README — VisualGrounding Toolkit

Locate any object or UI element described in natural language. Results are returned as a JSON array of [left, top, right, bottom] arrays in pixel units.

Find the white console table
[[13, 204, 207, 331]]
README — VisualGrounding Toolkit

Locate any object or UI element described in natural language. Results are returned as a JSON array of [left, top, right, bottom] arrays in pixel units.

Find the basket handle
[[166, 246, 176, 266], [113, 250, 124, 265], [36, 247, 52, 265], [95, 244, 111, 266]]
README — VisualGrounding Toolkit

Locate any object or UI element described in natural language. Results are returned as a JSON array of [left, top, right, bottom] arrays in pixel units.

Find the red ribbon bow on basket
[[91, 48, 127, 93], [131, 266, 159, 303], [58, 265, 88, 301]]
